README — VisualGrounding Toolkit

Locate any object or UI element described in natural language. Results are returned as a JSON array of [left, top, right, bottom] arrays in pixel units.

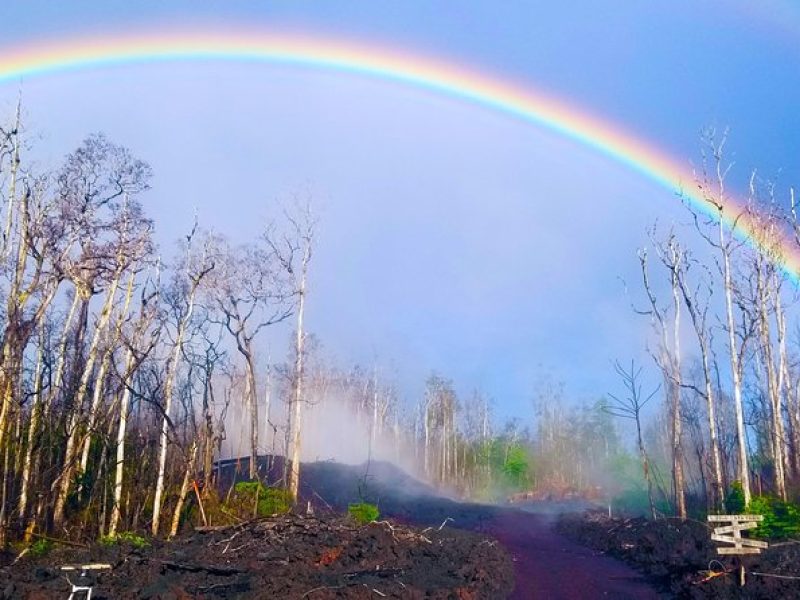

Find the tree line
[[0, 106, 636, 544], [0, 105, 319, 543], [4, 105, 788, 547], [618, 131, 800, 518]]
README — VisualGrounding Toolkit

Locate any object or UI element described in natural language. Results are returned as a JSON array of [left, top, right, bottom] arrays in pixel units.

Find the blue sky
[[0, 1, 798, 422]]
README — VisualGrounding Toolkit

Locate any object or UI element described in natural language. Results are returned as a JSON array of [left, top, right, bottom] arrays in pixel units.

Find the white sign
[[707, 514, 768, 555]]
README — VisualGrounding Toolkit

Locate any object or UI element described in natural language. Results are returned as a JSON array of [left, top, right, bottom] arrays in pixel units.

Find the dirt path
[[485, 510, 662, 599]]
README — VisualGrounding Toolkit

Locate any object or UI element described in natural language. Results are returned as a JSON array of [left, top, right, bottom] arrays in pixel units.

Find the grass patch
[[99, 531, 150, 549], [28, 539, 53, 557], [348, 502, 379, 525], [226, 481, 292, 518]]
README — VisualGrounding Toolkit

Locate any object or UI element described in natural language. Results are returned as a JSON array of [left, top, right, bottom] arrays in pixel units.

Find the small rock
[[138, 577, 170, 599], [32, 567, 53, 582], [170, 550, 188, 561], [2, 582, 15, 599]]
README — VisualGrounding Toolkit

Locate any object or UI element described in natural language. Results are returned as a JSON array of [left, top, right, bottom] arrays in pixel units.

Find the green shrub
[[260, 487, 293, 515], [190, 488, 236, 527], [100, 531, 150, 549], [348, 502, 379, 525], [29, 539, 53, 557], [726, 481, 746, 514], [227, 481, 292, 518], [501, 445, 531, 490], [746, 495, 800, 539]]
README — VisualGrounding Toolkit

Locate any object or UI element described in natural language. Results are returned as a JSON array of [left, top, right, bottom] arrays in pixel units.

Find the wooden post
[[192, 481, 208, 527], [707, 514, 767, 587]]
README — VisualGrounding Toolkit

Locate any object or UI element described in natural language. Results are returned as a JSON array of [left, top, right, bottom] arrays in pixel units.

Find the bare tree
[[204, 234, 291, 480], [54, 192, 153, 529], [263, 201, 316, 501], [152, 224, 214, 536], [692, 132, 753, 504], [108, 272, 160, 537], [603, 360, 658, 519], [671, 244, 725, 509], [638, 240, 686, 518], [743, 188, 790, 500]]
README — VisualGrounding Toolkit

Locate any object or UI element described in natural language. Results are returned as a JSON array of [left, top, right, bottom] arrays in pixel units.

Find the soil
[[227, 458, 663, 598], [0, 514, 513, 599], [0, 459, 668, 598], [558, 510, 800, 599], [488, 508, 661, 600]]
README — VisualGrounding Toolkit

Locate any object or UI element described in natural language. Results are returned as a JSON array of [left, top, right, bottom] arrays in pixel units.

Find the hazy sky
[[0, 1, 798, 422]]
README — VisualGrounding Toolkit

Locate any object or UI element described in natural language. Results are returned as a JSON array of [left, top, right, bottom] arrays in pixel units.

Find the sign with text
[[707, 514, 768, 555]]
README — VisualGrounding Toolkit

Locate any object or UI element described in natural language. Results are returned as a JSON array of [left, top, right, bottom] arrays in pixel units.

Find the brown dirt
[[0, 514, 513, 599], [0, 460, 672, 598], [282, 458, 663, 598], [485, 509, 662, 599]]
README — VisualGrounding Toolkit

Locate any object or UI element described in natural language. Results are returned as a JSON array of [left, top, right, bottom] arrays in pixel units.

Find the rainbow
[[0, 27, 797, 278]]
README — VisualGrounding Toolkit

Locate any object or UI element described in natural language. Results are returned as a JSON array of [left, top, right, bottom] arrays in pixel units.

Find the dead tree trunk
[[152, 239, 209, 536], [54, 267, 125, 529], [675, 264, 725, 509], [288, 232, 311, 502]]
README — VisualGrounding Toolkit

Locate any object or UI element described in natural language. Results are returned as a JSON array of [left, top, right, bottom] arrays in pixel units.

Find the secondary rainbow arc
[[0, 28, 797, 279]]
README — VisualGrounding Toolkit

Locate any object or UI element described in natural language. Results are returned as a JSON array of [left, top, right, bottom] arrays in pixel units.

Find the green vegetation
[[227, 481, 292, 518], [500, 444, 531, 490], [605, 453, 649, 513], [99, 531, 150, 549], [746, 495, 800, 539], [470, 437, 535, 501], [348, 502, 380, 525], [726, 481, 746, 514], [28, 539, 53, 557]]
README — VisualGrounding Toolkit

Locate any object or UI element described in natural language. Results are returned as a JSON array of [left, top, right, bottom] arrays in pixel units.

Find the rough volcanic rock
[[558, 511, 800, 598], [1, 514, 514, 599]]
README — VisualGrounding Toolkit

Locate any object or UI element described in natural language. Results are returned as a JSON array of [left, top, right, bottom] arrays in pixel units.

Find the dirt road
[[230, 458, 664, 598], [485, 510, 662, 599]]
